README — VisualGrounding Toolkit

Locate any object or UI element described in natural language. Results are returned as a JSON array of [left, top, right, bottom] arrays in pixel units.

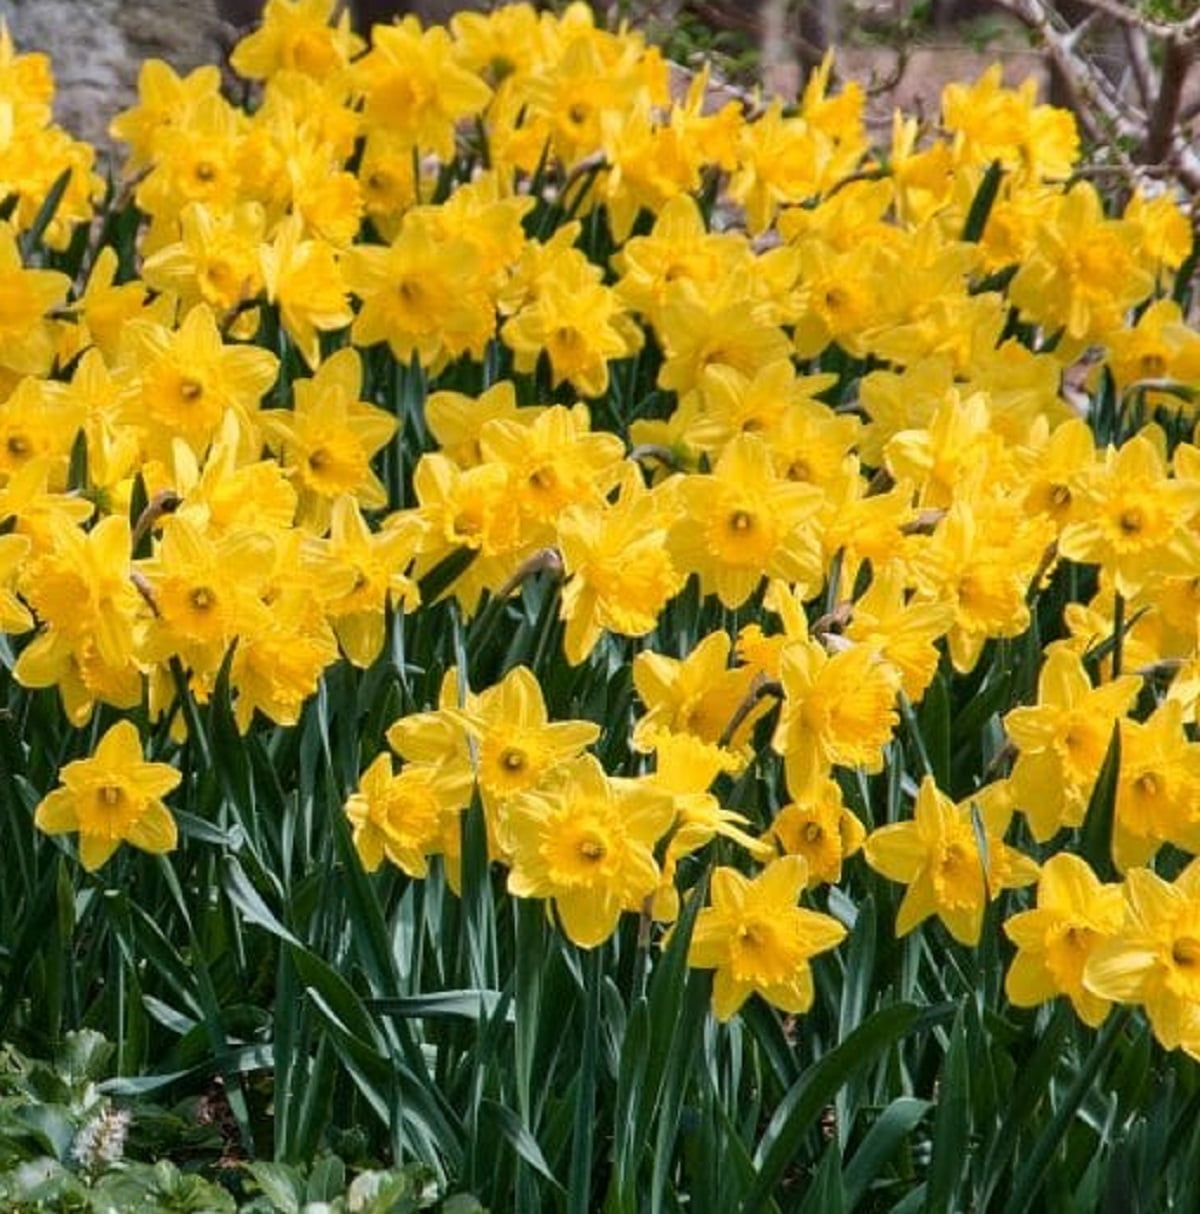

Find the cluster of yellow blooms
[[16, 0, 1200, 1039]]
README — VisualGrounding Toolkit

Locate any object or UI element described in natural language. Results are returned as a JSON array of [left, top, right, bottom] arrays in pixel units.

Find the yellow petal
[[864, 822, 925, 882], [1084, 939, 1158, 1002], [79, 833, 121, 872], [556, 888, 621, 949], [1005, 951, 1057, 1008], [712, 969, 752, 1022], [34, 788, 79, 835], [125, 800, 178, 855]]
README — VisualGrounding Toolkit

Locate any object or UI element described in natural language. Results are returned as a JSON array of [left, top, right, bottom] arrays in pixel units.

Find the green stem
[[568, 946, 603, 1214], [1112, 590, 1125, 677]]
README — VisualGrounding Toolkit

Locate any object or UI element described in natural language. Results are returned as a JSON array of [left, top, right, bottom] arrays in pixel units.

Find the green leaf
[[222, 856, 302, 949], [649, 970, 714, 1214], [12, 1105, 75, 1163], [977, 1002, 1071, 1209], [839, 894, 877, 1039], [57, 1029, 113, 1084], [418, 547, 477, 605], [917, 672, 952, 791], [1079, 721, 1121, 882], [0, 863, 57, 1034], [843, 1097, 931, 1210], [925, 1004, 971, 1213], [1002, 1009, 1132, 1214], [479, 1099, 563, 1190], [960, 161, 1004, 243], [747, 1002, 950, 1208], [289, 946, 380, 1047], [306, 1155, 347, 1202], [796, 1139, 847, 1214], [19, 167, 72, 256], [369, 991, 512, 1021], [99, 1044, 273, 1095], [244, 1160, 304, 1213]]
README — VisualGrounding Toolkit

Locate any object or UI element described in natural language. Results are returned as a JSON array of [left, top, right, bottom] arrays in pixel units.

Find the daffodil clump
[[6, 1, 1200, 1201]]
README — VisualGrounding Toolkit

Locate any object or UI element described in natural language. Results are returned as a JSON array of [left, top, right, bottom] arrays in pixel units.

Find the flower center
[[736, 922, 764, 948], [578, 835, 606, 862], [1173, 936, 1200, 968], [1135, 772, 1161, 798]]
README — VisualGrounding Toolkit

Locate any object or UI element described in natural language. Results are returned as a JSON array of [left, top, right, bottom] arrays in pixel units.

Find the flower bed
[[2, 0, 1200, 1208]]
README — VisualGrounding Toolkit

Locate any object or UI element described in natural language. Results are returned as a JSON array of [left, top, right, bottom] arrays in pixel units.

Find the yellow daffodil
[[1113, 701, 1200, 872], [687, 855, 847, 1021], [1004, 853, 1124, 1027], [354, 17, 492, 162], [633, 630, 765, 757], [34, 721, 180, 871], [763, 777, 866, 889], [261, 348, 395, 534], [345, 753, 463, 878], [1003, 641, 1141, 842], [451, 663, 598, 823], [844, 561, 955, 706], [318, 497, 422, 667], [502, 261, 642, 400], [1009, 183, 1152, 346], [647, 732, 764, 921], [667, 433, 824, 610], [864, 776, 1038, 946], [941, 65, 1078, 179], [1086, 862, 1200, 1059], [0, 221, 71, 378], [557, 463, 684, 665], [123, 303, 279, 460], [773, 637, 900, 800], [1059, 428, 1200, 600], [344, 211, 493, 370], [258, 214, 355, 369], [230, 0, 363, 82], [906, 487, 1055, 674], [479, 403, 625, 542], [505, 754, 673, 949]]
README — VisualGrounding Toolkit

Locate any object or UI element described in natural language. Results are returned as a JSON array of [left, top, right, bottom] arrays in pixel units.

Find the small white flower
[[71, 1105, 131, 1173]]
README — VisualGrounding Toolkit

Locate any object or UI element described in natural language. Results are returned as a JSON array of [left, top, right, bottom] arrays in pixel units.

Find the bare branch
[[1066, 0, 1178, 39], [1144, 34, 1195, 166], [1119, 22, 1155, 113]]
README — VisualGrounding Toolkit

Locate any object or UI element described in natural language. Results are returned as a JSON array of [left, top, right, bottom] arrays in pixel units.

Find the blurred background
[[0, 1, 1190, 191]]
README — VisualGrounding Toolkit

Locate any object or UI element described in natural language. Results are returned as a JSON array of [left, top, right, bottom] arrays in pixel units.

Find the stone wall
[[0, 0, 487, 155], [0, 0, 228, 152]]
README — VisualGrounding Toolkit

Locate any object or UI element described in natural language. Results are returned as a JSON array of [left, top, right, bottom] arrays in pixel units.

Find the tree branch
[[1119, 22, 1154, 115], [1143, 33, 1195, 166]]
